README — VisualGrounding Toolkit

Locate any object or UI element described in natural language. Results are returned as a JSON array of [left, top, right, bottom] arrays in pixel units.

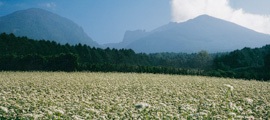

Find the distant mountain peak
[[107, 14, 270, 53], [21, 7, 47, 12], [194, 14, 213, 19], [8, 8, 56, 17], [193, 14, 222, 20], [26, 7, 44, 10], [0, 8, 101, 47], [189, 15, 227, 23]]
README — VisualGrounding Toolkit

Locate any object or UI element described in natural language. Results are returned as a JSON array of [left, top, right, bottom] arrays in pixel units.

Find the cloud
[[171, 0, 270, 34]]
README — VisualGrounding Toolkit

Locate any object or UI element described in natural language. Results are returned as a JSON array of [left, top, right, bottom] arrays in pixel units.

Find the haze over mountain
[[107, 15, 270, 53], [104, 30, 148, 49], [0, 8, 100, 47]]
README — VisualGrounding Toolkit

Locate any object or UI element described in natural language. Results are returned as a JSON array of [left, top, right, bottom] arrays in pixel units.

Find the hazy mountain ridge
[[104, 30, 148, 48], [0, 8, 100, 47], [107, 15, 270, 53]]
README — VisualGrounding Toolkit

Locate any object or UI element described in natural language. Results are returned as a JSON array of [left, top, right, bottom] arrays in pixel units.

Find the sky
[[0, 0, 270, 44]]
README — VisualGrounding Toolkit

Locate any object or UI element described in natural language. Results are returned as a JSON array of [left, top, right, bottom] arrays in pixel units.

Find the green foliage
[[211, 46, 270, 80], [0, 54, 78, 71], [0, 33, 152, 68], [148, 52, 215, 69], [194, 50, 212, 70], [264, 54, 270, 70], [0, 33, 199, 75], [214, 47, 269, 70], [1, 33, 270, 81], [46, 53, 78, 71]]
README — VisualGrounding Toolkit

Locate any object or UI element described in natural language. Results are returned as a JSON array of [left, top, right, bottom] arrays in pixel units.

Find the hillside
[[0, 8, 100, 47], [108, 15, 270, 53], [105, 30, 148, 49]]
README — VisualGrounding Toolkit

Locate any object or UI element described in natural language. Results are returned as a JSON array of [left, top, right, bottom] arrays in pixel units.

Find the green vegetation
[[0, 33, 207, 75], [212, 46, 270, 80], [1, 33, 270, 80], [0, 33, 151, 65], [1, 72, 269, 119]]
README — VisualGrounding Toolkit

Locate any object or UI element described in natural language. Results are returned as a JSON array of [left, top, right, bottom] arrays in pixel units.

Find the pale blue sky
[[0, 0, 270, 44], [230, 0, 270, 15]]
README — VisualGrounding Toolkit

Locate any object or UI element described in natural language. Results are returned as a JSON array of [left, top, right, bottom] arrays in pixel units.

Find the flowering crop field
[[0, 72, 270, 119]]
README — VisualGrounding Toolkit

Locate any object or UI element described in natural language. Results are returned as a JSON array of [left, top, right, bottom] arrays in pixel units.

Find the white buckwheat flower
[[135, 102, 150, 108], [236, 116, 244, 119], [23, 114, 33, 117], [55, 109, 65, 115], [245, 116, 255, 120], [244, 98, 253, 104], [228, 112, 236, 117], [0, 106, 9, 113], [224, 84, 234, 91]]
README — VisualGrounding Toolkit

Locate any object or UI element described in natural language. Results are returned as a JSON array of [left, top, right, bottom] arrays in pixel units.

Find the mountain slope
[[110, 15, 270, 53], [0, 8, 100, 47], [104, 30, 148, 48]]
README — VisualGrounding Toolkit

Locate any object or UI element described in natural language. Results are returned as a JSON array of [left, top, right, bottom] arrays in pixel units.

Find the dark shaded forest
[[211, 46, 270, 80], [0, 33, 200, 74], [1, 33, 270, 80]]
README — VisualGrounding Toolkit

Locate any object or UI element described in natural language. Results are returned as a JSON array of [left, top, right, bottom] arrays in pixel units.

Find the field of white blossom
[[0, 72, 270, 119]]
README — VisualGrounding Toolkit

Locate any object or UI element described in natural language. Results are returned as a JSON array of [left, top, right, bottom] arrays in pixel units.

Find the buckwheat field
[[0, 72, 270, 119]]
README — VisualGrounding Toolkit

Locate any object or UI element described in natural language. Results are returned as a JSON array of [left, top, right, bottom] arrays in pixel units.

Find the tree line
[[1, 33, 270, 81], [211, 46, 270, 80], [0, 33, 201, 74]]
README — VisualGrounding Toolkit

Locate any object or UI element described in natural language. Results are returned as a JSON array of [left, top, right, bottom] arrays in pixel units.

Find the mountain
[[104, 30, 148, 48], [0, 8, 100, 47], [107, 15, 270, 53]]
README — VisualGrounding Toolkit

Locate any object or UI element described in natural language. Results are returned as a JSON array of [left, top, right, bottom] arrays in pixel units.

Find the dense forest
[[1, 33, 270, 80], [212, 46, 270, 80], [0, 33, 201, 74]]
